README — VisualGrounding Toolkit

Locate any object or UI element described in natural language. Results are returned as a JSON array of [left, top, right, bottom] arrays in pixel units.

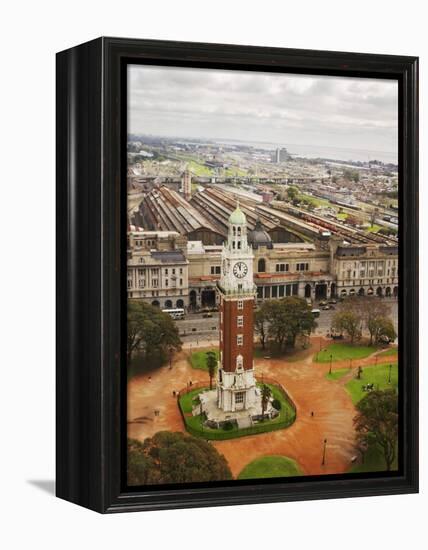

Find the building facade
[[127, 230, 189, 308], [127, 227, 399, 309]]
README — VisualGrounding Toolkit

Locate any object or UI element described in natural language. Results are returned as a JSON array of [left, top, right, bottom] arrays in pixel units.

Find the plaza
[[127, 338, 398, 478]]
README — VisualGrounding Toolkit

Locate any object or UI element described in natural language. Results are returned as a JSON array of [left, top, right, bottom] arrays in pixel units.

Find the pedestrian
[[311, 411, 314, 417]]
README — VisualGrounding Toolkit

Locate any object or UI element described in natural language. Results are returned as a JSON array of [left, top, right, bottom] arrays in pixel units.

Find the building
[[331, 243, 399, 298], [273, 147, 290, 164], [140, 186, 224, 245], [181, 169, 192, 201], [127, 231, 189, 309]]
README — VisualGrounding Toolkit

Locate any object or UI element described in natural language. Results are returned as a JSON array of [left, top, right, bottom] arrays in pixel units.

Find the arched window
[[237, 226, 241, 236], [236, 354, 243, 371], [258, 258, 266, 273]]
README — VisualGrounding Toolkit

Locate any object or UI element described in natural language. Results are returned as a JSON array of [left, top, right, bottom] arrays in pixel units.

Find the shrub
[[272, 398, 282, 411], [222, 421, 234, 431]]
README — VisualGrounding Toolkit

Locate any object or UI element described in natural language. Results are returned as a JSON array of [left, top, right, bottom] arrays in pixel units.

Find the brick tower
[[217, 203, 257, 412]]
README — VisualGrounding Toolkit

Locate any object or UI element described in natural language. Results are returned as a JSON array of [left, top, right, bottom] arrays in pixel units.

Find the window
[[237, 315, 243, 328], [235, 392, 244, 404], [152, 279, 158, 288], [237, 335, 243, 346], [238, 300, 244, 310], [165, 268, 168, 275], [275, 263, 289, 272], [210, 266, 221, 275], [179, 268, 183, 275], [258, 258, 266, 272], [296, 263, 309, 272], [165, 280, 168, 287], [179, 278, 183, 286]]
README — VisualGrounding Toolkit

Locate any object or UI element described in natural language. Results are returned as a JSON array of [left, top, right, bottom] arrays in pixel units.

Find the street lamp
[[321, 438, 328, 466], [329, 354, 333, 375], [388, 363, 392, 384]]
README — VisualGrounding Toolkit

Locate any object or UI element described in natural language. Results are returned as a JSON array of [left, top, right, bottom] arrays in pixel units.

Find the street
[[175, 299, 398, 343]]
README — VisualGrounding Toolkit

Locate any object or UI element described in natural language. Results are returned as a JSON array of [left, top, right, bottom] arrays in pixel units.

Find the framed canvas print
[[56, 37, 418, 513]]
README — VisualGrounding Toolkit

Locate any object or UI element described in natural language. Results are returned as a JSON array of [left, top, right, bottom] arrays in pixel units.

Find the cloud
[[128, 64, 398, 158]]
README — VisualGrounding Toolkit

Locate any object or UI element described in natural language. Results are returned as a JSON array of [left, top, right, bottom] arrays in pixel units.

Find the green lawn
[[345, 362, 398, 404], [325, 368, 349, 381], [299, 193, 330, 207], [179, 383, 296, 440], [366, 224, 382, 233], [377, 347, 398, 358], [337, 212, 348, 221], [179, 387, 205, 414], [189, 349, 219, 371], [315, 343, 378, 363], [349, 442, 398, 473], [238, 455, 302, 480]]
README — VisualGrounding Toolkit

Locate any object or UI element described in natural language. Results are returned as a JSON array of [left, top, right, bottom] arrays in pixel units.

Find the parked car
[[202, 312, 213, 318], [322, 305, 331, 310], [319, 300, 328, 306], [328, 299, 337, 304]]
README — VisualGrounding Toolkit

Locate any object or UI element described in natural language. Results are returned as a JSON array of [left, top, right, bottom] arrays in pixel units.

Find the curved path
[[127, 342, 397, 478]]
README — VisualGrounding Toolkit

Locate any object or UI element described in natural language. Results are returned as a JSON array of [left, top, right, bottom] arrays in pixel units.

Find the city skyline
[[128, 65, 398, 161]]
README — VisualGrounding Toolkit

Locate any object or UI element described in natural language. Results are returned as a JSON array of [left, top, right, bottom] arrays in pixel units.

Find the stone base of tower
[[197, 387, 279, 430]]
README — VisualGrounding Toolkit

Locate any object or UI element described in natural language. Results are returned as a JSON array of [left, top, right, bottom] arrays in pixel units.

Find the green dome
[[229, 204, 246, 225]]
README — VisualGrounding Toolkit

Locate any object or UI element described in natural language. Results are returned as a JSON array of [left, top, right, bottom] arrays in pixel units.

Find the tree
[[255, 302, 271, 350], [127, 432, 232, 485], [332, 310, 362, 344], [206, 351, 217, 390], [353, 389, 398, 471], [260, 384, 272, 421], [370, 317, 396, 344], [286, 185, 299, 202], [343, 168, 359, 183], [267, 297, 317, 351], [370, 207, 379, 228], [127, 301, 181, 365]]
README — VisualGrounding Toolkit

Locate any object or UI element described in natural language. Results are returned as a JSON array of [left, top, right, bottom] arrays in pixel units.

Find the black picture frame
[[56, 37, 418, 513]]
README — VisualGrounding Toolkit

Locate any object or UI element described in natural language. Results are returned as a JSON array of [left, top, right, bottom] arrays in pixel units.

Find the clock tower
[[217, 203, 257, 412]]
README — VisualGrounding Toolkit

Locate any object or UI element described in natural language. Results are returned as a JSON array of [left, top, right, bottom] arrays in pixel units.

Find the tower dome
[[228, 203, 246, 225], [248, 218, 273, 249]]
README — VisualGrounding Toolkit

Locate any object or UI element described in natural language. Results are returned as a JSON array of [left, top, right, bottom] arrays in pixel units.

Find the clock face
[[233, 262, 248, 279]]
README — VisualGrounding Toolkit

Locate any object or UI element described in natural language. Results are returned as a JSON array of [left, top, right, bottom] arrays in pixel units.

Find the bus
[[311, 308, 321, 318], [162, 308, 185, 320]]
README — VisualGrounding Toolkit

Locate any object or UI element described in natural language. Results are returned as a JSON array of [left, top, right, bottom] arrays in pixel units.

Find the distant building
[[181, 169, 192, 201], [273, 147, 290, 164]]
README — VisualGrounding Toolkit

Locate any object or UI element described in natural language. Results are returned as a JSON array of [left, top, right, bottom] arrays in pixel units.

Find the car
[[322, 305, 331, 310], [202, 312, 213, 318], [319, 300, 328, 306], [328, 299, 337, 304]]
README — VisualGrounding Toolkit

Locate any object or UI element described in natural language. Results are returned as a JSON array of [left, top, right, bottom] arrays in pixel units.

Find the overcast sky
[[128, 64, 398, 160]]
